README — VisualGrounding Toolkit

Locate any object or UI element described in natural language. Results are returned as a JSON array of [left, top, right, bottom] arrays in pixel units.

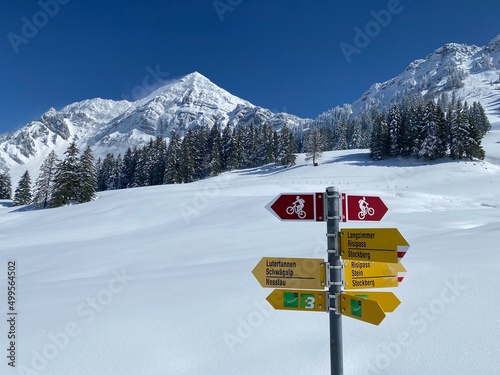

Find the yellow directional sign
[[339, 293, 386, 325], [344, 275, 398, 289], [266, 289, 327, 312], [343, 292, 401, 313], [343, 260, 402, 289], [340, 228, 410, 264], [252, 257, 325, 290]]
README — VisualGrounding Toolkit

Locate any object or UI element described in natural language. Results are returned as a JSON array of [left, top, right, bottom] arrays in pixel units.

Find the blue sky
[[0, 0, 499, 133]]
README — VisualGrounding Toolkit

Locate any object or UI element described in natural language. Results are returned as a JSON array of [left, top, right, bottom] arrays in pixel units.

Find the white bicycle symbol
[[358, 206, 374, 220], [286, 202, 306, 219]]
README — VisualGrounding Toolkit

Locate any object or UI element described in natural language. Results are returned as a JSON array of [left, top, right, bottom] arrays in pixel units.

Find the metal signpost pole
[[326, 186, 343, 375]]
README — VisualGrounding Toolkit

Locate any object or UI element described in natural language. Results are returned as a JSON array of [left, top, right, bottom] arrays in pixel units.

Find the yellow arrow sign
[[344, 276, 398, 289], [343, 260, 403, 289], [343, 292, 401, 312], [252, 257, 325, 290], [339, 293, 386, 325], [340, 228, 410, 264], [266, 289, 327, 312]]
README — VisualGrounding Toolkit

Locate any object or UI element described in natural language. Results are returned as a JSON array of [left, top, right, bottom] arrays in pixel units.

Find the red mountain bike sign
[[341, 194, 388, 222], [266, 193, 325, 221]]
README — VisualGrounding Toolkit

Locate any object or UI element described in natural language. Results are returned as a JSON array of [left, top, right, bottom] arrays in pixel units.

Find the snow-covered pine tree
[[370, 114, 389, 160], [33, 150, 59, 208], [418, 101, 442, 160], [130, 147, 144, 187], [179, 130, 196, 182], [13, 170, 32, 206], [387, 105, 403, 157], [220, 124, 232, 171], [77, 146, 97, 203], [120, 148, 136, 189], [193, 127, 210, 180], [0, 172, 12, 199], [450, 101, 470, 160], [347, 118, 363, 149], [164, 132, 181, 184], [469, 101, 491, 138], [434, 104, 448, 159], [97, 154, 116, 191], [277, 125, 297, 166], [149, 136, 167, 186], [334, 120, 348, 150], [210, 134, 222, 176], [228, 127, 243, 170], [242, 123, 257, 168], [52, 142, 80, 207]]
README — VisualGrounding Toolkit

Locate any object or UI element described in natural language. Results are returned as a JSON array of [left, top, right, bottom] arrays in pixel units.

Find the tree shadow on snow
[[323, 152, 460, 168], [8, 204, 37, 213], [236, 163, 307, 176]]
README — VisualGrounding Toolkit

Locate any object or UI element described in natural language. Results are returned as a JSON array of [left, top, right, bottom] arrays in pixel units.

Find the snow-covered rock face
[[350, 36, 500, 115], [486, 34, 500, 52], [0, 72, 307, 176]]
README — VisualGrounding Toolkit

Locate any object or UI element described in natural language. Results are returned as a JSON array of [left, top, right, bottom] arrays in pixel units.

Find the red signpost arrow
[[341, 194, 389, 222], [266, 193, 325, 221]]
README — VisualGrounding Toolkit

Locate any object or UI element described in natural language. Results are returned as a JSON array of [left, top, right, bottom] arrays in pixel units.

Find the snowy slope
[[1, 117, 499, 374]]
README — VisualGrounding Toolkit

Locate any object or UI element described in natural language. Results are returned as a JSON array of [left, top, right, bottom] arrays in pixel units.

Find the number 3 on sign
[[301, 294, 315, 309]]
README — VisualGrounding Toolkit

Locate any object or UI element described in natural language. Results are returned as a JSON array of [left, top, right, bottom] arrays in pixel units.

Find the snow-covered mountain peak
[[351, 36, 500, 115], [0, 71, 307, 178], [487, 34, 500, 52], [433, 42, 480, 56]]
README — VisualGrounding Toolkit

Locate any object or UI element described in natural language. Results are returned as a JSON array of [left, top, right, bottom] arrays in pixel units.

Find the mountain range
[[2, 34, 500, 182]]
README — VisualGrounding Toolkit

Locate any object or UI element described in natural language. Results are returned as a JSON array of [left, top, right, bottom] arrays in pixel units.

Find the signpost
[[343, 292, 401, 313], [341, 194, 389, 222], [252, 257, 325, 290], [266, 192, 325, 221], [266, 289, 327, 312], [343, 260, 404, 289], [340, 228, 410, 263], [258, 189, 411, 375], [339, 293, 386, 325]]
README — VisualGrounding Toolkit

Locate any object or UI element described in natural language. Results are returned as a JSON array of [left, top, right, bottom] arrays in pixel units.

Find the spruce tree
[[52, 142, 80, 207], [164, 132, 181, 184], [210, 135, 222, 176], [370, 115, 389, 160], [179, 130, 195, 182], [120, 148, 136, 189], [387, 106, 403, 157], [0, 172, 12, 199], [150, 136, 167, 185], [228, 128, 243, 170], [13, 170, 32, 206], [33, 150, 59, 208], [221, 124, 232, 171], [418, 101, 441, 160], [193, 127, 209, 180], [77, 146, 97, 203]]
